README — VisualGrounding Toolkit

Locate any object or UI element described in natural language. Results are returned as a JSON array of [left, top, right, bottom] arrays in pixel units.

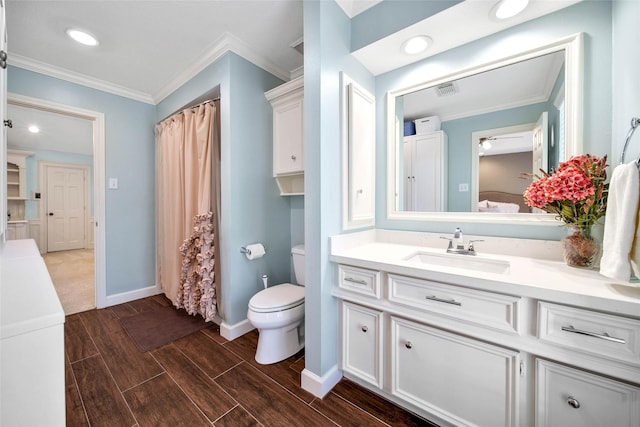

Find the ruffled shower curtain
[[156, 101, 221, 321]]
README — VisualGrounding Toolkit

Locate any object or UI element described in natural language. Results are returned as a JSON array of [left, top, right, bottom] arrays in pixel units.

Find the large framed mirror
[[386, 33, 583, 225]]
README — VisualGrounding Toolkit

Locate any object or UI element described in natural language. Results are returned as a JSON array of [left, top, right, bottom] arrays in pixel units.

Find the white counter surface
[[331, 230, 640, 318], [0, 239, 64, 339]]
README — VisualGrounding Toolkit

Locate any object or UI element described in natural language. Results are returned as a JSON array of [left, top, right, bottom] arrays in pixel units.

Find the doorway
[[7, 93, 106, 312], [44, 163, 89, 252]]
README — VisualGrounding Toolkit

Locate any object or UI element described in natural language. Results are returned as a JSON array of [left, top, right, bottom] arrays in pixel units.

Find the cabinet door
[[536, 359, 640, 427], [6, 223, 16, 240], [391, 317, 519, 427], [413, 132, 446, 212], [341, 302, 383, 388], [273, 95, 303, 175], [403, 137, 413, 211]]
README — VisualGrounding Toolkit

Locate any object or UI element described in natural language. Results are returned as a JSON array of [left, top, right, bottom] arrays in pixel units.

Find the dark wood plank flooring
[[65, 295, 436, 426]]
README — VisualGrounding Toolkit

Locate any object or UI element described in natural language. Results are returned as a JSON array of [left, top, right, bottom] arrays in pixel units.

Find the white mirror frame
[[386, 33, 584, 225]]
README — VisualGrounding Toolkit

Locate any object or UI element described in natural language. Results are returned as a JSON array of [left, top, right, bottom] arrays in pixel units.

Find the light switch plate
[[459, 183, 469, 192], [109, 178, 118, 189]]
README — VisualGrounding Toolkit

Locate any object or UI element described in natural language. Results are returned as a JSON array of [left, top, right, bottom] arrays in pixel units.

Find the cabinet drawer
[[535, 359, 640, 427], [391, 317, 519, 427], [341, 302, 383, 388], [388, 274, 520, 334], [338, 265, 380, 298], [538, 302, 640, 365]]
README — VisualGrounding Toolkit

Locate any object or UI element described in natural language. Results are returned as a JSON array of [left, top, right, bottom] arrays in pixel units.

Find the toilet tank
[[291, 245, 305, 285]]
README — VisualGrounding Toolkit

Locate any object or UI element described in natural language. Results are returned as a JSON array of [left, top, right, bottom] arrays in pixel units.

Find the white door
[[47, 165, 86, 252], [532, 111, 549, 174]]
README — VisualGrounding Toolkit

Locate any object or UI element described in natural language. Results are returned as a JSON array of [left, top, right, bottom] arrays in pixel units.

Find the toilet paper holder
[[240, 245, 267, 254]]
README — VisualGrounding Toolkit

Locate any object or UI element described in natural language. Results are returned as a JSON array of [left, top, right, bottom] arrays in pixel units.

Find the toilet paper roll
[[245, 243, 266, 260]]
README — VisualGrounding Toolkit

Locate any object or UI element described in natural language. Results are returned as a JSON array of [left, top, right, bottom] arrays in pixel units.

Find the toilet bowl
[[247, 245, 305, 364]]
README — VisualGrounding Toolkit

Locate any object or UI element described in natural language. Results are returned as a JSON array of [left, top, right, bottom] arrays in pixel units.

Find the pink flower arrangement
[[524, 154, 609, 235]]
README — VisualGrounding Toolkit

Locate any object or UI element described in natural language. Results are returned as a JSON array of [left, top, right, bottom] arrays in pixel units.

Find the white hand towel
[[600, 162, 640, 281]]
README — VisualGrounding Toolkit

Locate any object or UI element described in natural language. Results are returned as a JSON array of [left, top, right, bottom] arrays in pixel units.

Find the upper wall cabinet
[[7, 149, 33, 200], [342, 74, 375, 230], [266, 76, 304, 196]]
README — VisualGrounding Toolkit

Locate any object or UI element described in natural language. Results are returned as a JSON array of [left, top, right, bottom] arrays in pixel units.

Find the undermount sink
[[404, 251, 511, 274]]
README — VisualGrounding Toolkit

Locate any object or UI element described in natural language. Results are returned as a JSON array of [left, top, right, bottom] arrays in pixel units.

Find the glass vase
[[562, 226, 599, 268]]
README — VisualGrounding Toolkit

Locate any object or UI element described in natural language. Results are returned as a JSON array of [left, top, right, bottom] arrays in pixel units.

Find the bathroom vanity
[[331, 229, 640, 427], [0, 239, 66, 426]]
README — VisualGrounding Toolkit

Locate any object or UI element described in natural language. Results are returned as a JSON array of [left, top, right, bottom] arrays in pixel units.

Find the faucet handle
[[467, 239, 484, 253]]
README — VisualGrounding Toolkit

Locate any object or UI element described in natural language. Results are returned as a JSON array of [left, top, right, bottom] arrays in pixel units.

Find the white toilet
[[247, 245, 305, 364]]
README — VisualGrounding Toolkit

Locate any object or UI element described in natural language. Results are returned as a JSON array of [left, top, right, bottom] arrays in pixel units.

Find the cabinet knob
[[361, 326, 368, 333], [291, 154, 297, 160], [405, 341, 413, 349], [567, 396, 580, 409], [357, 189, 363, 194], [48, 212, 54, 216]]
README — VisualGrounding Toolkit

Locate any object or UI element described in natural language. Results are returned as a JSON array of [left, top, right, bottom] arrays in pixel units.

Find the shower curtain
[[156, 101, 221, 321]]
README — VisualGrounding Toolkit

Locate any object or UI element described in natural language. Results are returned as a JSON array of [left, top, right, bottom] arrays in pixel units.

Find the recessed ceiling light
[[28, 125, 40, 133], [492, 0, 529, 20], [66, 28, 99, 46], [402, 36, 432, 55]]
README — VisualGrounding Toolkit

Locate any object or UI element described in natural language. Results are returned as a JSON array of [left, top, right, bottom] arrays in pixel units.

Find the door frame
[[8, 93, 107, 308], [40, 162, 90, 252]]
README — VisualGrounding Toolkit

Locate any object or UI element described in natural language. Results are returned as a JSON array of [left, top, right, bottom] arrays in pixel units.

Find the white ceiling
[[402, 50, 565, 122], [7, 104, 93, 156], [6, 0, 305, 104]]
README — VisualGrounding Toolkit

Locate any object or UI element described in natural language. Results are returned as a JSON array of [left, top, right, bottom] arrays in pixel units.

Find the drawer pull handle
[[425, 295, 462, 306], [344, 277, 367, 285], [561, 325, 626, 344], [567, 396, 580, 409], [405, 341, 413, 349], [361, 326, 368, 333]]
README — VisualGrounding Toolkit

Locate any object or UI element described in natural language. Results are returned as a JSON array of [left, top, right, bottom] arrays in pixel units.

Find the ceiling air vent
[[435, 82, 457, 97]]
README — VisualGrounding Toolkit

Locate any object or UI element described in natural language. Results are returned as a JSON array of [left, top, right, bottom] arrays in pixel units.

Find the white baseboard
[[301, 365, 342, 398], [220, 318, 255, 341], [103, 284, 162, 308]]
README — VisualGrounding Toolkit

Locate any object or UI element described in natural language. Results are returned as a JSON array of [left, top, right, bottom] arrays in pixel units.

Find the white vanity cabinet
[[331, 230, 640, 426], [340, 301, 383, 388], [392, 317, 520, 427], [535, 359, 640, 427], [265, 76, 304, 195], [402, 131, 447, 212]]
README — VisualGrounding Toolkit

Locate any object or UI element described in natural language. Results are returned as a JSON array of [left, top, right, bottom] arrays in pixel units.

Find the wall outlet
[[459, 183, 469, 192]]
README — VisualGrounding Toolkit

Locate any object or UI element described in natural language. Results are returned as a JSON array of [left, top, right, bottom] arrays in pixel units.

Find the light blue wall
[[304, 0, 375, 378], [441, 102, 548, 211], [156, 52, 288, 325], [17, 149, 94, 219], [374, 1, 612, 239], [8, 66, 156, 296], [612, 1, 640, 164]]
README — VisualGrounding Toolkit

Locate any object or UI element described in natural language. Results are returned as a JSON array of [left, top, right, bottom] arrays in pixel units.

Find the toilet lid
[[249, 283, 304, 313]]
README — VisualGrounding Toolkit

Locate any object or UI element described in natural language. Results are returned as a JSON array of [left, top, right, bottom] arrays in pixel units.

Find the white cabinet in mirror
[[386, 33, 584, 225]]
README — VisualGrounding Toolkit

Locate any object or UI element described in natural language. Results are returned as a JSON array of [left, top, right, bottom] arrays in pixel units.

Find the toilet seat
[[249, 283, 304, 313]]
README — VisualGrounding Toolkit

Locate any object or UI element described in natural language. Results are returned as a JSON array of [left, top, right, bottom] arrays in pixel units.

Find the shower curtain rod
[[158, 97, 220, 124]]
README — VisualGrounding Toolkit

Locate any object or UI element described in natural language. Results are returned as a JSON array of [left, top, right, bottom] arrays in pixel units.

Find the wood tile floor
[[66, 295, 436, 426]]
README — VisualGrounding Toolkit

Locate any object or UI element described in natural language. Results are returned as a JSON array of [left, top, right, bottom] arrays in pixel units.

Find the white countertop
[[330, 230, 640, 318], [0, 240, 65, 339]]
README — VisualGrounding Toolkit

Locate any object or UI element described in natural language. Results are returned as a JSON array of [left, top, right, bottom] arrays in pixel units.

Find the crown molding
[[8, 53, 155, 104], [10, 33, 292, 106], [152, 32, 290, 104]]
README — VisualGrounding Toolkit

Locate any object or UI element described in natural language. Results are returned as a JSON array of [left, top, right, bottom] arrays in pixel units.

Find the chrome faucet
[[441, 228, 483, 255], [453, 227, 464, 250]]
